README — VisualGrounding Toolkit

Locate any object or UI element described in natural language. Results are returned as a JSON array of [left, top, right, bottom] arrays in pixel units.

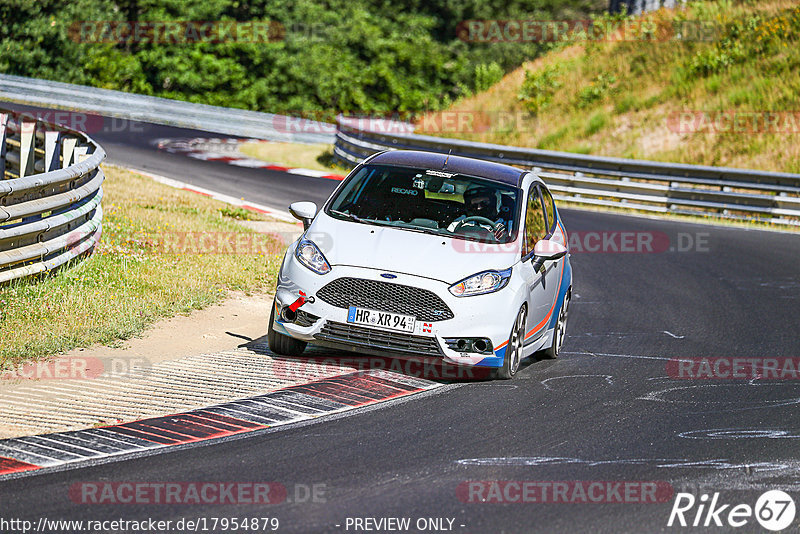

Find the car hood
[[307, 212, 520, 284]]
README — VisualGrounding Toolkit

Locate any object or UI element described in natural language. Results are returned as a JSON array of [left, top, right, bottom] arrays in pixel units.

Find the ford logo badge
[[380, 273, 397, 279]]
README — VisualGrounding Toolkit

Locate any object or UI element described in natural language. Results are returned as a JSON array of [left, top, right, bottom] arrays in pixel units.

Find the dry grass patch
[[238, 141, 343, 172], [0, 165, 283, 366]]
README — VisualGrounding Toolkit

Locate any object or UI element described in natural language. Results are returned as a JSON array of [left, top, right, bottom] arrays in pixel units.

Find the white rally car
[[268, 150, 572, 379]]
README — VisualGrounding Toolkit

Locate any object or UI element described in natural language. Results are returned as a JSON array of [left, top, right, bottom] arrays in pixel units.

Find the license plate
[[347, 306, 416, 333]]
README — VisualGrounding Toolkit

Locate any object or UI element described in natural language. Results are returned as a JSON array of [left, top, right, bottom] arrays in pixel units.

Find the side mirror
[[289, 201, 318, 231], [531, 239, 567, 273]]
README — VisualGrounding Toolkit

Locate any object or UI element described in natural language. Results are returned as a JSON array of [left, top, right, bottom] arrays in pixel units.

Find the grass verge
[[0, 165, 284, 366], [431, 0, 800, 174]]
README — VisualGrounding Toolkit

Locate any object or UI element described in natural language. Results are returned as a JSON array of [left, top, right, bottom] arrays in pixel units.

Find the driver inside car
[[448, 184, 509, 241]]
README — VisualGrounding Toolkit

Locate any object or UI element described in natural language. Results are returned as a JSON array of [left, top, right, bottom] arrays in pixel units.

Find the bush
[[518, 64, 563, 115], [577, 73, 617, 108]]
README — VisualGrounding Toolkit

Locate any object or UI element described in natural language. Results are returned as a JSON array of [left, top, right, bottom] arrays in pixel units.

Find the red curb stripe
[[327, 375, 410, 398], [130, 417, 237, 441], [348, 373, 418, 393], [242, 205, 270, 214], [182, 187, 212, 197], [104, 425, 187, 445], [120, 422, 223, 443], [189, 411, 265, 431], [296, 375, 426, 408], [293, 382, 379, 405], [0, 456, 41, 475], [0, 372, 434, 478], [155, 138, 347, 181]]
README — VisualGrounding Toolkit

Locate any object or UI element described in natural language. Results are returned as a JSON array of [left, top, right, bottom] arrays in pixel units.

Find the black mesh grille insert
[[316, 277, 454, 322], [294, 310, 320, 327], [316, 321, 442, 357]]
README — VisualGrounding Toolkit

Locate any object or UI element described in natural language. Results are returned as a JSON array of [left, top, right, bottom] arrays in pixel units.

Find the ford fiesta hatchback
[[269, 150, 572, 379]]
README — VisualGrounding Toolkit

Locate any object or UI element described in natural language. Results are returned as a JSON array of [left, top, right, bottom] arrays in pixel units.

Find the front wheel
[[268, 300, 307, 357], [542, 289, 570, 359], [492, 306, 527, 380]]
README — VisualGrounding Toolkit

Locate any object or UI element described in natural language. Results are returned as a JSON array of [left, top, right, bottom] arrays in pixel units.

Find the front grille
[[316, 321, 443, 357], [316, 277, 454, 322]]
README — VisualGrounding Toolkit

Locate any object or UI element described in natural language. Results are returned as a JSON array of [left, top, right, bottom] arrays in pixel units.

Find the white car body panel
[[271, 151, 572, 374]]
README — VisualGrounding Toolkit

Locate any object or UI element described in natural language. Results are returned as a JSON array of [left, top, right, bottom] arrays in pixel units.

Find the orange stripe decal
[[493, 260, 566, 351], [525, 262, 565, 340]]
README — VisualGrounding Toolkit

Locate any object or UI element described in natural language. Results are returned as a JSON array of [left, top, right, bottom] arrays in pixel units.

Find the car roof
[[366, 150, 527, 187]]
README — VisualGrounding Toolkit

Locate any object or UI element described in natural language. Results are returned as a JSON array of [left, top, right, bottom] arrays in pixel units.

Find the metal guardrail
[[334, 116, 800, 226], [0, 73, 335, 145], [0, 108, 105, 283], [609, 0, 684, 15]]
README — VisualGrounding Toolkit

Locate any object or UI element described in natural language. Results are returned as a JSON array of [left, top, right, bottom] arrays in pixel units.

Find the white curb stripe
[[155, 137, 347, 181], [116, 166, 300, 223]]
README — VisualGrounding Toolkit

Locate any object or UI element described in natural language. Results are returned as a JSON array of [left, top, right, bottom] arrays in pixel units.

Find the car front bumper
[[273, 248, 526, 368]]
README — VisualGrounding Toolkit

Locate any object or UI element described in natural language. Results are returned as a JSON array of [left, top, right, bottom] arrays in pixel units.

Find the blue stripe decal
[[475, 354, 504, 368], [548, 256, 572, 331]]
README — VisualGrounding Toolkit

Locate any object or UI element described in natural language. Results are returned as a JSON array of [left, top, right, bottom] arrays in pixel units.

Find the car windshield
[[326, 164, 520, 244]]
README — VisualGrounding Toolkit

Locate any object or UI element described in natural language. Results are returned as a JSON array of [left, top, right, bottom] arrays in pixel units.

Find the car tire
[[268, 301, 307, 357], [542, 288, 570, 359], [493, 306, 527, 380]]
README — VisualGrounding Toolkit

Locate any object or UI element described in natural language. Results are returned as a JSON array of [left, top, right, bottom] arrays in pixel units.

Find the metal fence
[[334, 117, 800, 227], [609, 0, 685, 15], [0, 108, 105, 283], [0, 73, 334, 145]]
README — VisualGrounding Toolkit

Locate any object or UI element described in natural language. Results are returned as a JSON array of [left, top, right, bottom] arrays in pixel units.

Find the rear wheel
[[542, 289, 570, 359], [268, 300, 307, 357], [493, 306, 527, 380]]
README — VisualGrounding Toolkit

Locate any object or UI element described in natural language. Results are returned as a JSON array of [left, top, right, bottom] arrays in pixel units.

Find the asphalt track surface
[[2, 103, 800, 533]]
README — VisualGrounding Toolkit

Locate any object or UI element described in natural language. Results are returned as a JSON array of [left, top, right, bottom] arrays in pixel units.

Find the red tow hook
[[288, 291, 307, 312]]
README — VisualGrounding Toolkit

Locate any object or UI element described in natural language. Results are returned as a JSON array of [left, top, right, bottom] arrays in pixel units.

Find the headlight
[[295, 239, 331, 274], [449, 268, 511, 297]]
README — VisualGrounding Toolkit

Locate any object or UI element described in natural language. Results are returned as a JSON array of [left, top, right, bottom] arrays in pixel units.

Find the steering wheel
[[453, 216, 498, 231]]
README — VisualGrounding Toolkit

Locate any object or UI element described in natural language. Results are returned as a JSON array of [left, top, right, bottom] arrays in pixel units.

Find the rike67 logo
[[668, 490, 796, 531]]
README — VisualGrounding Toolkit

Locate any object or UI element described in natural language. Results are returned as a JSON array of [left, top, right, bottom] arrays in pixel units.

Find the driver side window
[[524, 185, 547, 256]]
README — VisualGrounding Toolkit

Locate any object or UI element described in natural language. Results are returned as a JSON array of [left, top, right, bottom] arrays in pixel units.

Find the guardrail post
[[0, 113, 7, 178], [0, 107, 105, 284], [44, 131, 61, 172], [61, 137, 77, 168], [19, 121, 36, 177], [73, 145, 89, 163], [574, 172, 584, 198]]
